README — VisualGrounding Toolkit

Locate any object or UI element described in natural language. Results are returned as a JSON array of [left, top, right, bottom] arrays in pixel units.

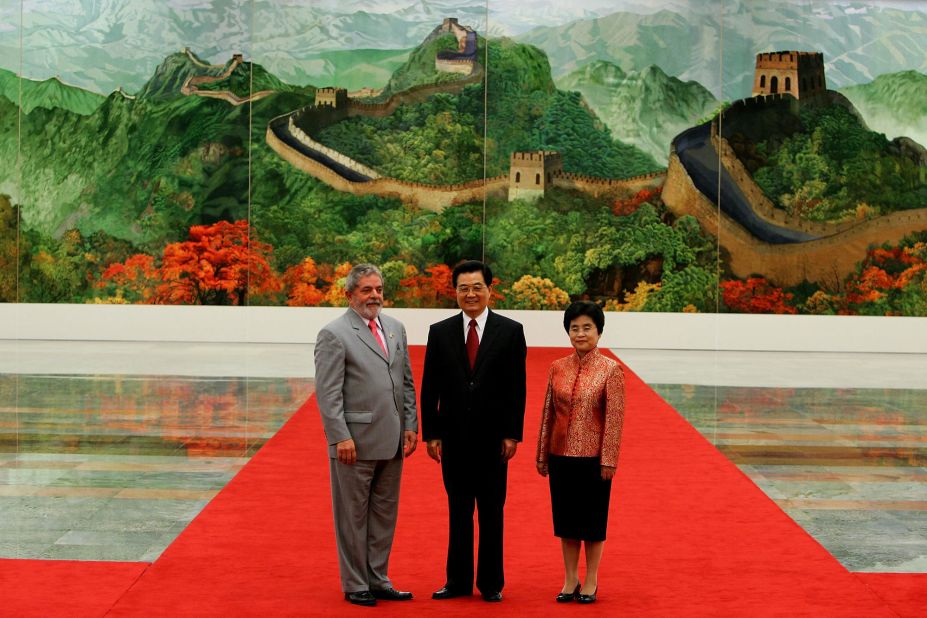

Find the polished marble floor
[[0, 341, 925, 572], [0, 342, 313, 561], [620, 349, 927, 574]]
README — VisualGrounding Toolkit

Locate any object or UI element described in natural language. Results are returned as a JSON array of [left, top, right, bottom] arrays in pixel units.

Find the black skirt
[[548, 454, 612, 541]]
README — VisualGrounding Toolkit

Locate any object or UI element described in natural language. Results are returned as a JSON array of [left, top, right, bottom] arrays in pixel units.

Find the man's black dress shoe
[[556, 583, 581, 603], [371, 587, 413, 601], [481, 591, 503, 602], [432, 586, 470, 600], [344, 591, 377, 606]]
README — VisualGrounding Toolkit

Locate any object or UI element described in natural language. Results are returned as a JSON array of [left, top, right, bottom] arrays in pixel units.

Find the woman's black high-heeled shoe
[[556, 583, 581, 603], [576, 587, 597, 604]]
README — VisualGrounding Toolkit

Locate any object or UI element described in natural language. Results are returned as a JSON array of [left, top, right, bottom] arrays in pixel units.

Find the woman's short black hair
[[563, 300, 605, 334], [452, 260, 493, 288]]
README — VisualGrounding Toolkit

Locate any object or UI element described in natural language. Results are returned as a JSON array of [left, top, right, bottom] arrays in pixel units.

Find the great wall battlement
[[663, 148, 927, 286], [553, 171, 665, 198], [267, 120, 508, 210], [287, 118, 381, 180], [435, 58, 475, 75], [433, 17, 477, 75], [347, 65, 485, 116], [274, 48, 666, 212], [183, 48, 228, 70], [180, 55, 276, 106]]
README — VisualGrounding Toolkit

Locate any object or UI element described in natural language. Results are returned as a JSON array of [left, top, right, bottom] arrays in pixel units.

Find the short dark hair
[[563, 300, 605, 334], [452, 260, 493, 288]]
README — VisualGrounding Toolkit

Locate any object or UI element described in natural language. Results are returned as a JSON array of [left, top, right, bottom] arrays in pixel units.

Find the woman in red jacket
[[536, 301, 625, 604]]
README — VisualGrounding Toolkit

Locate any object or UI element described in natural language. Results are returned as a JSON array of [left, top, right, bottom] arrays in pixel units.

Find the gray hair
[[345, 263, 383, 293]]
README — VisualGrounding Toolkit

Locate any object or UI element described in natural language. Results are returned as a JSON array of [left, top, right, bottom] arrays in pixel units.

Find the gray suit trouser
[[329, 453, 403, 592]]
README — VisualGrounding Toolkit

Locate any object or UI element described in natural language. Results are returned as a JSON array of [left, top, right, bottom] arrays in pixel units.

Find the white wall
[[1, 303, 925, 353]]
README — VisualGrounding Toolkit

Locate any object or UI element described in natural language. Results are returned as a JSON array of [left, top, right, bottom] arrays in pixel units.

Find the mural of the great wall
[[1, 0, 925, 314]]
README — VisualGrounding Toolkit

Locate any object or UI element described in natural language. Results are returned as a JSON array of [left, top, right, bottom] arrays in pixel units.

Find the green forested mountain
[[557, 61, 719, 164], [0, 52, 316, 247], [319, 38, 660, 182], [378, 32, 472, 99], [0, 68, 106, 115], [0, 34, 678, 306], [745, 104, 926, 221], [198, 60, 310, 98], [137, 51, 229, 102], [839, 70, 927, 149]]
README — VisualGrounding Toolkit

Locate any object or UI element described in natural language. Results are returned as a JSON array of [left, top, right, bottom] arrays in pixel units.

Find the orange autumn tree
[[98, 253, 160, 303], [720, 277, 797, 314], [322, 262, 354, 307], [283, 257, 328, 306], [843, 243, 927, 315], [396, 264, 457, 308], [99, 221, 281, 305], [613, 187, 662, 217], [155, 221, 281, 305]]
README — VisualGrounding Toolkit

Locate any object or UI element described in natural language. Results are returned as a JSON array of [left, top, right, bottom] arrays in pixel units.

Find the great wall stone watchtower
[[435, 17, 477, 75], [508, 151, 563, 202], [315, 87, 348, 108], [752, 51, 826, 99]]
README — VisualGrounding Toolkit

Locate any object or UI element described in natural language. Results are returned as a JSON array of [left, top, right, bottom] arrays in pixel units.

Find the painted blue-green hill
[[0, 68, 106, 115]]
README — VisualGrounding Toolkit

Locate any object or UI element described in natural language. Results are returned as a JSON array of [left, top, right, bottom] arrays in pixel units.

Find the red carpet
[[0, 559, 147, 616], [1, 347, 923, 616]]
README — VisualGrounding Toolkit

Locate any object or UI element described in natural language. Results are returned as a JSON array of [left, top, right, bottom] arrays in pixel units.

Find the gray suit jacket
[[314, 308, 418, 460]]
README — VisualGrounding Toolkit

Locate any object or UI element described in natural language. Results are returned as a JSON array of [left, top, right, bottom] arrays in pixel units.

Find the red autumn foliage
[[100, 220, 281, 305], [720, 277, 797, 314], [613, 187, 662, 216], [397, 264, 457, 308], [283, 257, 328, 306], [99, 253, 160, 302], [153, 220, 281, 305], [843, 244, 927, 310]]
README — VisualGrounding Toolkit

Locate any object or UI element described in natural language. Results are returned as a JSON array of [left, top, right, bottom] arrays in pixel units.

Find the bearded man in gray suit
[[314, 263, 418, 606]]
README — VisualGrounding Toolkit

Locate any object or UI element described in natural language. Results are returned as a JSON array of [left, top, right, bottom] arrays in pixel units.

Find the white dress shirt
[[462, 308, 489, 343]]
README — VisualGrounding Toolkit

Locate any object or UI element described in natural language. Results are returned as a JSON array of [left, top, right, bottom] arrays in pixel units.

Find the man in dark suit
[[315, 264, 418, 606], [421, 260, 527, 602]]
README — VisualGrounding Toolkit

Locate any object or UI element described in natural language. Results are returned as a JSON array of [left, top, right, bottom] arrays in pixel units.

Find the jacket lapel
[[471, 310, 499, 375], [347, 309, 389, 363], [451, 312, 471, 373], [381, 316, 398, 366]]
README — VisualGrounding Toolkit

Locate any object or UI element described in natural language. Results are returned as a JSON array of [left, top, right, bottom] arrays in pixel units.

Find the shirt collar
[[462, 308, 489, 335], [351, 308, 383, 330]]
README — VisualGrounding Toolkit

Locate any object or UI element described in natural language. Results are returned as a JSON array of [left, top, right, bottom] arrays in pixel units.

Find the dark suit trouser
[[441, 440, 508, 594], [330, 453, 403, 592]]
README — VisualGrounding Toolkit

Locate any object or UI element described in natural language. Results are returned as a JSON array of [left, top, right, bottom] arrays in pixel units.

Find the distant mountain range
[[839, 70, 927, 148], [1, 0, 925, 98], [517, 0, 927, 97], [557, 62, 719, 164]]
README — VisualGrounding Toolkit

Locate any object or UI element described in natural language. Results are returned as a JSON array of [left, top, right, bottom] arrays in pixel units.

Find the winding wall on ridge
[[267, 119, 509, 211], [268, 57, 662, 210], [663, 148, 927, 287]]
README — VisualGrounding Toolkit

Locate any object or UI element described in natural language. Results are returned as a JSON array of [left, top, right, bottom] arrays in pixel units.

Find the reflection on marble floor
[[652, 384, 927, 572], [0, 374, 313, 562]]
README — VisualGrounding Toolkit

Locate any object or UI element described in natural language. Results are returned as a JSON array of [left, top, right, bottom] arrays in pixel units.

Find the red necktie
[[369, 319, 388, 357], [466, 319, 479, 369]]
